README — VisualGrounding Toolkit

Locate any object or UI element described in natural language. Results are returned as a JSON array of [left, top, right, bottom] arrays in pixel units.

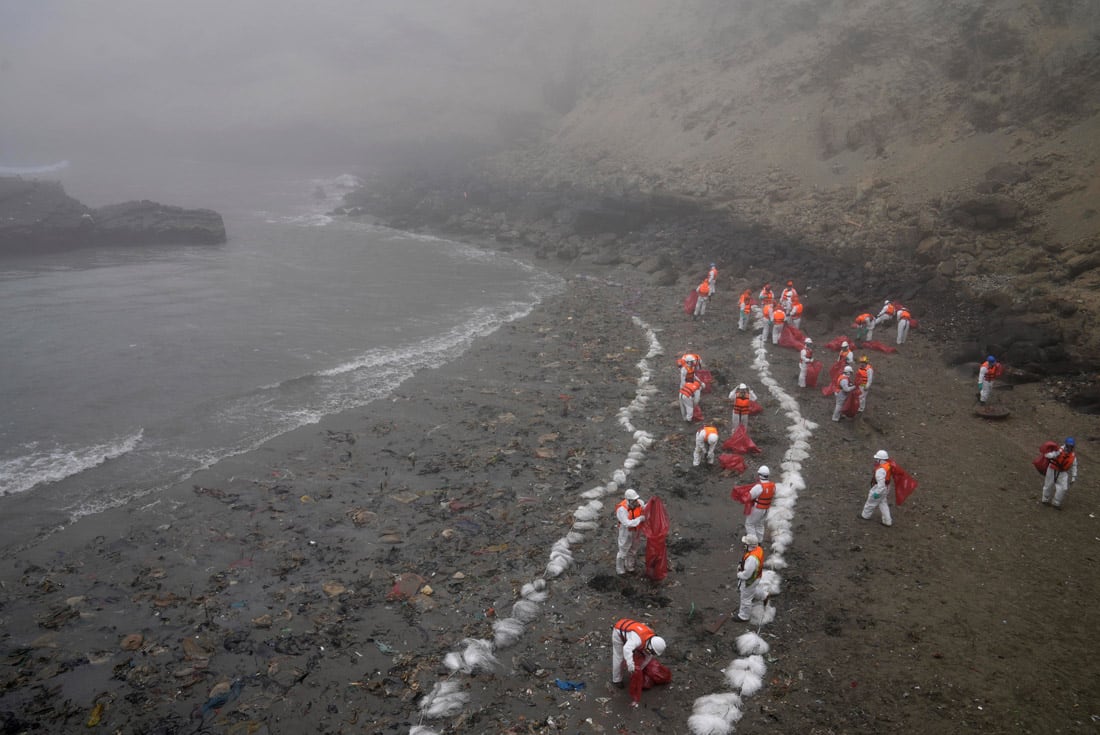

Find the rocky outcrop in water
[[0, 177, 226, 252]]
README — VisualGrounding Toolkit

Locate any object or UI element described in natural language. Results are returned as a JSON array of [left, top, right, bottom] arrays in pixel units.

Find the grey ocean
[[0, 161, 561, 550]]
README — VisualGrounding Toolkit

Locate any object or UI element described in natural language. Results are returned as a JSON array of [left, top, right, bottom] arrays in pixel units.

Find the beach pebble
[[120, 633, 143, 651], [322, 581, 346, 597]]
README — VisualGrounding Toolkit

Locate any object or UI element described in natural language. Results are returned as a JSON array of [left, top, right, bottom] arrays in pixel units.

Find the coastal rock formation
[[0, 177, 226, 252]]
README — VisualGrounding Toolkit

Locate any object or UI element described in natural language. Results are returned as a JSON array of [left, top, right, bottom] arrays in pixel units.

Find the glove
[[871, 492, 881, 500], [978, 382, 984, 390]]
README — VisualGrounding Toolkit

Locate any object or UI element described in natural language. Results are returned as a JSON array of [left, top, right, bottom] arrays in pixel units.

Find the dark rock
[[0, 176, 226, 253], [91, 200, 226, 245]]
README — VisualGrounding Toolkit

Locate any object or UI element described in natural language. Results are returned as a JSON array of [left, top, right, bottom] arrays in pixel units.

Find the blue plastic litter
[[554, 678, 586, 691]]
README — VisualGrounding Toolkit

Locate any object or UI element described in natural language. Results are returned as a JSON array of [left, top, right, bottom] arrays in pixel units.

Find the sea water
[[0, 159, 562, 550]]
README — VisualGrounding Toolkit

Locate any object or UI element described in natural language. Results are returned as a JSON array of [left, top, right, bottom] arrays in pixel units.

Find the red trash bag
[[730, 483, 754, 515], [861, 340, 898, 354], [683, 290, 699, 315], [805, 360, 824, 388], [908, 317, 921, 330], [821, 361, 844, 396], [641, 497, 670, 582], [777, 324, 807, 350], [696, 368, 714, 394], [1033, 441, 1060, 475], [692, 403, 704, 421], [746, 400, 764, 415], [825, 335, 855, 351], [722, 425, 761, 454], [718, 453, 747, 473], [841, 387, 862, 417], [629, 652, 672, 702], [893, 463, 919, 505]]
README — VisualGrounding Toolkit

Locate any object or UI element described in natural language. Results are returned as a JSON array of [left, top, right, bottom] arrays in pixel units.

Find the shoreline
[[2, 254, 1098, 733]]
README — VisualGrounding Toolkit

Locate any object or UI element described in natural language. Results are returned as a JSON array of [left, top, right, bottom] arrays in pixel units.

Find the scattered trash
[[555, 678, 586, 691]]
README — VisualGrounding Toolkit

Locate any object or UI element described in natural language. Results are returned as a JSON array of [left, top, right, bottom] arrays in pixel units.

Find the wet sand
[[1, 261, 1098, 734]]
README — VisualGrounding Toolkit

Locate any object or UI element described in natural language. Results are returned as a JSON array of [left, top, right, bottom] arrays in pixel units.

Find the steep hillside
[[478, 0, 1100, 368]]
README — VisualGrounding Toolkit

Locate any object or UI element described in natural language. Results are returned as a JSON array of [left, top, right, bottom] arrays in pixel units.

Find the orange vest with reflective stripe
[[760, 288, 773, 305], [616, 499, 644, 527], [762, 303, 772, 320], [773, 308, 785, 324], [615, 618, 656, 647], [981, 360, 1003, 380], [898, 309, 911, 320], [680, 381, 700, 398], [1051, 449, 1075, 472], [836, 373, 851, 391], [856, 313, 873, 325], [740, 546, 764, 585], [790, 302, 803, 317], [873, 461, 894, 485], [698, 280, 710, 296], [857, 364, 871, 386], [838, 348, 851, 364], [753, 481, 776, 510], [733, 393, 752, 415], [739, 293, 752, 313]]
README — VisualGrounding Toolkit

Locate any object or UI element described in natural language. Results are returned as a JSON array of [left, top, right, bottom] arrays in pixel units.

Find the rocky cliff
[[350, 0, 1100, 388], [0, 177, 226, 251]]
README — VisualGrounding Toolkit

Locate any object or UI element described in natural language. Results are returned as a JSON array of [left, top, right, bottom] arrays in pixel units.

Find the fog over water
[[0, 0, 651, 169]]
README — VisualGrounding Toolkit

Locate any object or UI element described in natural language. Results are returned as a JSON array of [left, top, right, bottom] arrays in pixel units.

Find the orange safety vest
[[759, 288, 774, 305], [740, 546, 764, 585], [1051, 449, 1076, 472], [802, 347, 814, 361], [838, 348, 851, 364], [615, 618, 657, 648], [752, 481, 776, 510], [856, 313, 873, 325], [884, 304, 897, 316], [857, 365, 871, 386], [773, 308, 786, 324], [680, 381, 701, 398], [679, 353, 700, 367], [739, 292, 752, 312], [790, 302, 803, 317], [762, 303, 773, 320], [836, 373, 851, 391], [781, 287, 795, 303], [709, 267, 718, 281], [898, 309, 911, 321], [700, 426, 719, 442], [616, 499, 644, 527], [872, 460, 894, 485], [733, 393, 752, 415], [698, 280, 711, 296], [981, 360, 1003, 380]]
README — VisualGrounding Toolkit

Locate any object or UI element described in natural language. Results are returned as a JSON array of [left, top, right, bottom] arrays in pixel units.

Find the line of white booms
[[410, 313, 814, 735]]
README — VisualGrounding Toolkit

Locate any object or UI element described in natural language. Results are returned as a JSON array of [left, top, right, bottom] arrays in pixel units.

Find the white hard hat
[[842, 341, 849, 348], [884, 299, 891, 304], [874, 449, 889, 461], [741, 534, 759, 546], [624, 489, 640, 501], [844, 365, 854, 374], [648, 636, 666, 655], [737, 383, 747, 390], [804, 337, 813, 344], [757, 465, 770, 478]]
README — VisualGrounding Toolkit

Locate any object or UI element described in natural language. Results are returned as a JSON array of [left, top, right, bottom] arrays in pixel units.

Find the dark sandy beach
[[2, 256, 1098, 734]]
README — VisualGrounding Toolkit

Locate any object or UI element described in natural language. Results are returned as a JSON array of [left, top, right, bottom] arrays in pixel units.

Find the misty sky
[[0, 0, 610, 165]]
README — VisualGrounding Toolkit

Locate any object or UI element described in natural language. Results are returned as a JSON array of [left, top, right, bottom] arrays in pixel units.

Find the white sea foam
[[0, 430, 144, 497]]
